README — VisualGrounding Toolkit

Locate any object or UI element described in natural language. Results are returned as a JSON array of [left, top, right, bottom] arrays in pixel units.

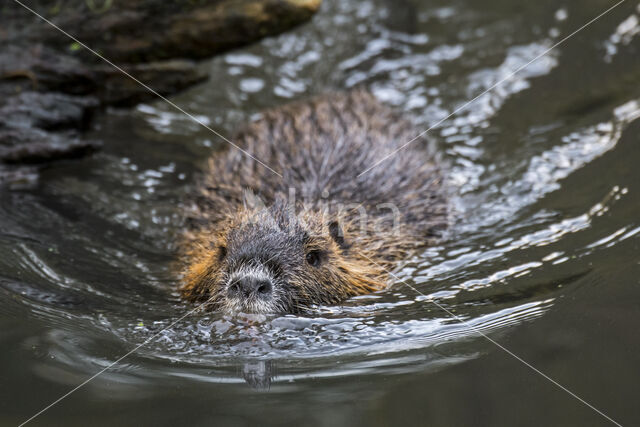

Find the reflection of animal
[[179, 90, 448, 313], [242, 360, 274, 390]]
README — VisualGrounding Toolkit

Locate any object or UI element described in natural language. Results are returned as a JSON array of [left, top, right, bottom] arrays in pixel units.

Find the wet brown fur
[[179, 89, 448, 313]]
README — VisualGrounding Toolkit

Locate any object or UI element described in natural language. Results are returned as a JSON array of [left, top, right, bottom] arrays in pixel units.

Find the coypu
[[179, 89, 448, 314]]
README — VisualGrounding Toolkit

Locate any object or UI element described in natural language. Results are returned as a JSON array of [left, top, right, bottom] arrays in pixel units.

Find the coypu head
[[180, 200, 386, 314]]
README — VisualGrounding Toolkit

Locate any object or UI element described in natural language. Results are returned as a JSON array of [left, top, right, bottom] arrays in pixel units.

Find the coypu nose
[[229, 276, 273, 299]]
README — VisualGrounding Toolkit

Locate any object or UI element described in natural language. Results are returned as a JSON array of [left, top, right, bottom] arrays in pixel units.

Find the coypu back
[[189, 89, 447, 235]]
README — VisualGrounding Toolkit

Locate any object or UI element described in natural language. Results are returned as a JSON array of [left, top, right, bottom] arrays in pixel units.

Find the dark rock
[[13, 0, 322, 63], [0, 92, 99, 130], [0, 44, 208, 107], [91, 60, 208, 106], [0, 164, 39, 190], [0, 44, 96, 96], [0, 0, 322, 187], [0, 91, 100, 170], [0, 127, 101, 164]]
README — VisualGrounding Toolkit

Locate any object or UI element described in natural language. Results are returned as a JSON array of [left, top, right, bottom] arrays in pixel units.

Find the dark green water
[[1, 0, 640, 425]]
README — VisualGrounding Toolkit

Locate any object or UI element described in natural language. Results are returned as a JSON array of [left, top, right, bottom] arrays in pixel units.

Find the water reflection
[[241, 360, 275, 390]]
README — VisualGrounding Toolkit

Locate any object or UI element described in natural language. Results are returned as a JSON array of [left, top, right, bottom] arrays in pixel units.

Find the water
[[2, 0, 640, 425]]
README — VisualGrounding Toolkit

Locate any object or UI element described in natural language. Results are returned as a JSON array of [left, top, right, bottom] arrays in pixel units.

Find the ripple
[[1, 0, 639, 392], [604, 4, 640, 62]]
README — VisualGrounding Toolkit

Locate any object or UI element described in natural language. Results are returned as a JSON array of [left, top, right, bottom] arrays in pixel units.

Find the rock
[[0, 164, 39, 190], [0, 91, 100, 169], [0, 44, 96, 96], [0, 123, 100, 190], [0, 0, 322, 187], [91, 60, 208, 106], [15, 0, 322, 63], [0, 127, 101, 164], [0, 44, 208, 107], [0, 92, 98, 130]]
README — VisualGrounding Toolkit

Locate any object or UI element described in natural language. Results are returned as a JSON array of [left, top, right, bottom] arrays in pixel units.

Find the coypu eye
[[305, 250, 322, 267], [218, 246, 227, 260]]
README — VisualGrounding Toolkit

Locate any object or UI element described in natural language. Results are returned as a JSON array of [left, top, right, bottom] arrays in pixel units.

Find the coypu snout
[[217, 207, 307, 314], [225, 260, 279, 313], [228, 276, 273, 299]]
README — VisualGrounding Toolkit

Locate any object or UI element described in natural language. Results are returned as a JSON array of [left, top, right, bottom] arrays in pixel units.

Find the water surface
[[2, 0, 640, 425]]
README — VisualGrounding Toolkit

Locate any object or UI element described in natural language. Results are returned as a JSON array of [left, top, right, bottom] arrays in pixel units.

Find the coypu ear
[[328, 221, 349, 250], [242, 188, 266, 211]]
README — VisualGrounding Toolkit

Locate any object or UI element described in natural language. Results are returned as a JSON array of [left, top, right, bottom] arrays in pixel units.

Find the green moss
[[49, 1, 62, 15], [85, 0, 112, 14]]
